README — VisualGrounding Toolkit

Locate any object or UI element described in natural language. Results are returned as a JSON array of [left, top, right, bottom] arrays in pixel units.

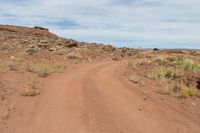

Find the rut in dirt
[[5, 61, 200, 133]]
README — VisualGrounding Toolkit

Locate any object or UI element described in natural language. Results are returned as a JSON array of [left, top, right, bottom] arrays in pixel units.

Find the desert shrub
[[166, 56, 177, 62], [178, 87, 197, 98], [153, 67, 167, 80], [192, 62, 200, 72], [152, 57, 179, 67], [26, 46, 38, 55], [0, 45, 9, 50], [153, 67, 182, 80], [27, 78, 38, 90], [180, 58, 200, 72], [0, 45, 16, 51], [151, 57, 168, 65], [67, 52, 77, 59], [35, 64, 48, 78], [165, 67, 182, 79], [21, 78, 40, 97]]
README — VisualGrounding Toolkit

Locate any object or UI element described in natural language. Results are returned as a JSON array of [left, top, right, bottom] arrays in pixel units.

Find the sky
[[0, 0, 200, 49]]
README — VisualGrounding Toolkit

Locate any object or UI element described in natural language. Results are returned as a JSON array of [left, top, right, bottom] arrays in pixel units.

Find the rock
[[67, 52, 77, 59], [197, 80, 200, 90], [33, 26, 49, 31], [65, 39, 79, 48], [129, 74, 139, 83], [143, 97, 147, 101], [37, 43, 50, 49], [49, 47, 56, 51], [192, 103, 196, 106], [139, 108, 144, 111], [10, 56, 15, 61], [56, 50, 65, 55]]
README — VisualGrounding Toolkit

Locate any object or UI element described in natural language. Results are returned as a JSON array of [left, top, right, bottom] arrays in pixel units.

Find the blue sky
[[0, 0, 200, 49]]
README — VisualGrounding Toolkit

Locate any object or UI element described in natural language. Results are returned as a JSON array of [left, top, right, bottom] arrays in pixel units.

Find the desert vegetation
[[127, 55, 200, 99]]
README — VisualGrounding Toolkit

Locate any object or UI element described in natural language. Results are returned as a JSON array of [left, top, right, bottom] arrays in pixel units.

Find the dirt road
[[4, 61, 200, 133]]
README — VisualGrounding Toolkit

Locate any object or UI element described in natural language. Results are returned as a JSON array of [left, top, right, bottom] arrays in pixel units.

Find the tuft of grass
[[35, 64, 48, 78], [178, 87, 197, 98], [21, 78, 40, 97]]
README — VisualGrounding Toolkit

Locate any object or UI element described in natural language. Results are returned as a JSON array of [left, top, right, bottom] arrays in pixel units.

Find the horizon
[[0, 0, 200, 49]]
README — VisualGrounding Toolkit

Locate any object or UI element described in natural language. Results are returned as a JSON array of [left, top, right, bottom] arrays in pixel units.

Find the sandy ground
[[2, 61, 200, 133]]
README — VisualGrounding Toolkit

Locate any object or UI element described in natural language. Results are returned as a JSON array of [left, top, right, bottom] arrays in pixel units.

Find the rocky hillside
[[0, 25, 136, 62]]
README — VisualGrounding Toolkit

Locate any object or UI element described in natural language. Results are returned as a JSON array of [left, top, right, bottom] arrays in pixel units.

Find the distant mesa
[[0, 24, 58, 38]]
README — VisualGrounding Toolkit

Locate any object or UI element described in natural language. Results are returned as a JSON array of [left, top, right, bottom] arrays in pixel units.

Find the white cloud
[[0, 0, 200, 48]]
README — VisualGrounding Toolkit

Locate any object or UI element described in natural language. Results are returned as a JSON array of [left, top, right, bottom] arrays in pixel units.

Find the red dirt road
[[4, 61, 200, 133]]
